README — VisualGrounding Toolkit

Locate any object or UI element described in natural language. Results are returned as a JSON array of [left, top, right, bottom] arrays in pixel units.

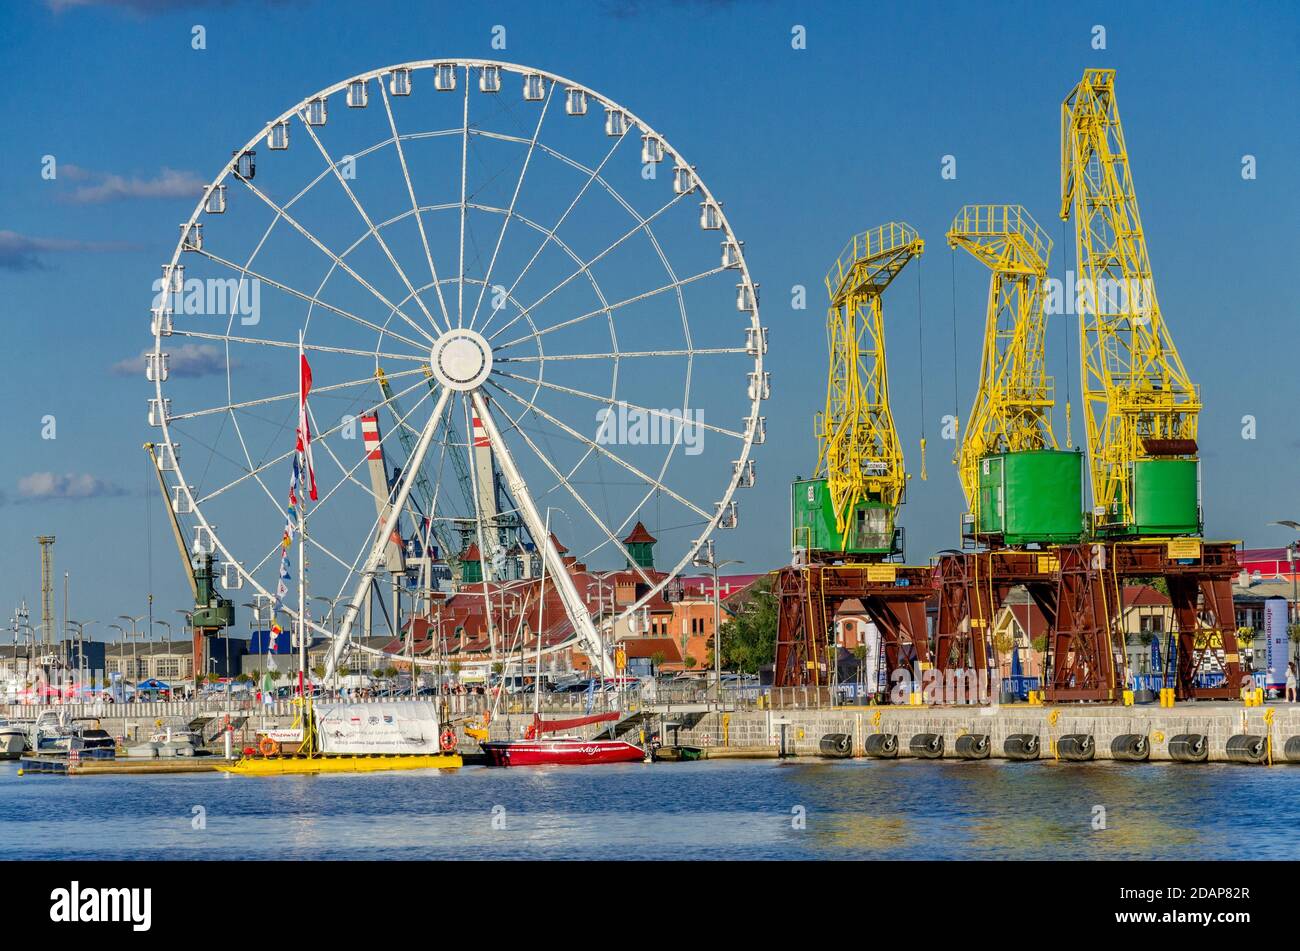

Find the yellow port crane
[[796, 222, 923, 557], [948, 204, 1056, 506], [946, 205, 1084, 545], [1061, 68, 1201, 538]]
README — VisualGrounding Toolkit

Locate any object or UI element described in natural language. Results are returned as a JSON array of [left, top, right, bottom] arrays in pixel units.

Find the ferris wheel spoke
[[500, 347, 746, 363], [169, 367, 424, 423], [232, 175, 437, 347], [170, 329, 424, 364], [491, 266, 727, 351], [194, 372, 430, 506], [480, 187, 692, 344], [195, 248, 431, 353], [493, 369, 743, 440], [327, 384, 452, 676], [466, 82, 554, 332], [471, 391, 611, 676], [474, 124, 631, 339], [297, 109, 448, 340], [457, 66, 472, 327], [488, 379, 711, 521], [378, 81, 455, 333], [491, 395, 655, 588]]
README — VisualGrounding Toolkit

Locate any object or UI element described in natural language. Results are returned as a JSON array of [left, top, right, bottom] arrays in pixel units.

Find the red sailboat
[[481, 712, 646, 767], [480, 510, 648, 768]]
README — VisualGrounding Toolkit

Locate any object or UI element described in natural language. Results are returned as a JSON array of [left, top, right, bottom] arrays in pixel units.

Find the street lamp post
[[109, 624, 126, 697], [153, 620, 172, 689], [692, 540, 742, 708], [67, 620, 96, 694], [118, 615, 143, 688]]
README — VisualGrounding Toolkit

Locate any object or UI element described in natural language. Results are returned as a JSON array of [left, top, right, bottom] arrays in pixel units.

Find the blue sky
[[1, 0, 1297, 639]]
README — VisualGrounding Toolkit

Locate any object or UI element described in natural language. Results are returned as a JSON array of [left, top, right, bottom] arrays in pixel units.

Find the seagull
[[1269, 520, 1300, 531]]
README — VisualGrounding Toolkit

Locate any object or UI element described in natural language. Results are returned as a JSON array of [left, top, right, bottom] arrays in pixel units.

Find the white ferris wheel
[[146, 60, 767, 677]]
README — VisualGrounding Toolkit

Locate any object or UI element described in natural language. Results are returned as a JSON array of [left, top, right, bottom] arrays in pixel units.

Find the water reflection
[[1, 758, 1294, 860]]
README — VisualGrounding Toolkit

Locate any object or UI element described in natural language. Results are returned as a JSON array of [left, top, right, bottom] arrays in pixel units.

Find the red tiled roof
[[1122, 584, 1170, 608], [622, 521, 657, 545], [620, 637, 682, 662], [1008, 602, 1048, 637]]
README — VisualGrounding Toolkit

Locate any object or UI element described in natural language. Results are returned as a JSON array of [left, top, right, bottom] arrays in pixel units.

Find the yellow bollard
[[1122, 689, 1134, 707]]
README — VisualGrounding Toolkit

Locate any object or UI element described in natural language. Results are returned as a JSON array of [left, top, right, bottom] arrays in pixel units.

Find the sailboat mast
[[534, 510, 550, 720]]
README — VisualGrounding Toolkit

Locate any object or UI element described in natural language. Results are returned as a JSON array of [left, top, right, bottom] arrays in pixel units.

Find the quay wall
[[663, 704, 1300, 763], [7, 700, 1300, 763]]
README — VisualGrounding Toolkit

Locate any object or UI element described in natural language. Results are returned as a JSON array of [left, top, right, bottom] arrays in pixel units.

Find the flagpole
[[297, 330, 307, 707]]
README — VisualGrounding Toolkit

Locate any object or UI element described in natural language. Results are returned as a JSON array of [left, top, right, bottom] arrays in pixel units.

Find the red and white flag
[[296, 341, 318, 501]]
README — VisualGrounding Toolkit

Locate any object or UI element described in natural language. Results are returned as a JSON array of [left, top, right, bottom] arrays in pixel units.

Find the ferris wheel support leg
[[471, 391, 615, 680], [326, 385, 452, 679]]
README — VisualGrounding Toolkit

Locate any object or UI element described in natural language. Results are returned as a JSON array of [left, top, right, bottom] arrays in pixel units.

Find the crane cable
[[950, 247, 960, 443], [915, 258, 927, 481]]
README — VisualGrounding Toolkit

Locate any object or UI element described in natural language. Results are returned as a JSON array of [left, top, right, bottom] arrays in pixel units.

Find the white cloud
[[16, 472, 128, 502], [112, 343, 229, 378], [63, 166, 206, 204], [0, 230, 135, 271]]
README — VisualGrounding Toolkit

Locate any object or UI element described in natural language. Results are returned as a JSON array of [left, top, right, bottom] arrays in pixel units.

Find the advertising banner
[[314, 701, 443, 754]]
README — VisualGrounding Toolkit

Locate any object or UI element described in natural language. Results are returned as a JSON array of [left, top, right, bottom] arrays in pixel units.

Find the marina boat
[[0, 718, 27, 759], [480, 712, 648, 767], [481, 735, 646, 767], [15, 713, 117, 765]]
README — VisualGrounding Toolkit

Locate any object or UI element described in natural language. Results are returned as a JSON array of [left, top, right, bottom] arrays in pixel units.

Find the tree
[[718, 578, 776, 674], [1127, 576, 1170, 597], [650, 651, 666, 674]]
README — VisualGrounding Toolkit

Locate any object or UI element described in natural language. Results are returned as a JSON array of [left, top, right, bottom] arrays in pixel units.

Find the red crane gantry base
[[777, 541, 1245, 705], [772, 562, 934, 696]]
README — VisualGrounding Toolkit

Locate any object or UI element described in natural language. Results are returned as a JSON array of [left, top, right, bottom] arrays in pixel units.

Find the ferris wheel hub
[[429, 328, 493, 391]]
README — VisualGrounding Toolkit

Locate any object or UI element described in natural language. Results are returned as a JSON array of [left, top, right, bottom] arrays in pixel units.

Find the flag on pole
[[296, 345, 318, 501]]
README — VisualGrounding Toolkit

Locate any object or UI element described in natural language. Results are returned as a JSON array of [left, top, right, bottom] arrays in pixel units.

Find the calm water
[[1, 758, 1294, 860]]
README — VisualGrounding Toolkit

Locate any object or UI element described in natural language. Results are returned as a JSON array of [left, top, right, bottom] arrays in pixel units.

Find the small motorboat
[[0, 718, 27, 759], [30, 713, 115, 755]]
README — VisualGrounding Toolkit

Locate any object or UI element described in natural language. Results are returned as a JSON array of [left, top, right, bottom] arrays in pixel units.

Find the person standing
[[1287, 662, 1297, 703]]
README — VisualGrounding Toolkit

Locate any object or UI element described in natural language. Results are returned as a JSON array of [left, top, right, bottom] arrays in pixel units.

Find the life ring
[[524, 723, 537, 740], [258, 736, 278, 757], [439, 728, 457, 752]]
